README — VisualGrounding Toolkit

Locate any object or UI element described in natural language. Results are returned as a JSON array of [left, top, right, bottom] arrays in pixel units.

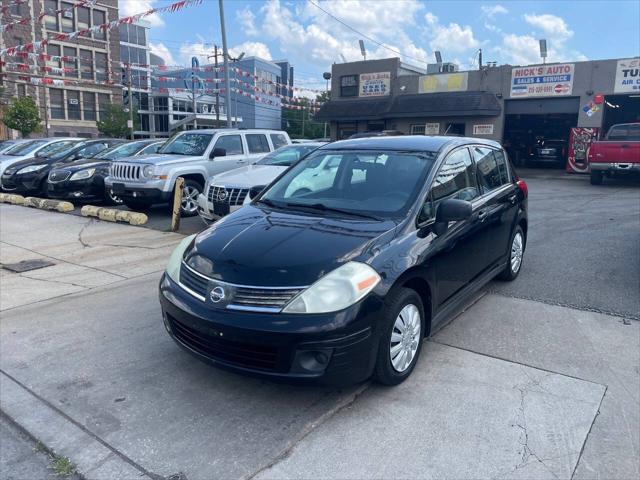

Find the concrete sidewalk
[[0, 204, 183, 311], [1, 271, 633, 479]]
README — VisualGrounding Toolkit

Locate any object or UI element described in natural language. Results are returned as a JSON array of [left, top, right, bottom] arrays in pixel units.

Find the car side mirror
[[433, 198, 473, 235], [249, 185, 266, 200], [209, 147, 226, 159]]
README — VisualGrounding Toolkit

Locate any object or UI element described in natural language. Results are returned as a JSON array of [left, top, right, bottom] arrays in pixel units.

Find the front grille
[[111, 163, 143, 181], [179, 264, 208, 299], [230, 287, 302, 311], [178, 263, 305, 312], [48, 170, 71, 183], [208, 185, 249, 206], [167, 313, 279, 371]]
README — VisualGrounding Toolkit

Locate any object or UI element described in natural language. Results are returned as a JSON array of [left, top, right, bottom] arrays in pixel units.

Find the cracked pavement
[[1, 173, 638, 479]]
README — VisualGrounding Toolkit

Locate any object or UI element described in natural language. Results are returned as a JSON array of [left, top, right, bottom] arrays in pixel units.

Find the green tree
[[96, 104, 139, 138], [281, 92, 328, 139], [3, 96, 42, 138]]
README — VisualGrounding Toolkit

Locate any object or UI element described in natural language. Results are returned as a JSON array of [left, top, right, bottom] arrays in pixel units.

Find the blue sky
[[120, 0, 640, 91]]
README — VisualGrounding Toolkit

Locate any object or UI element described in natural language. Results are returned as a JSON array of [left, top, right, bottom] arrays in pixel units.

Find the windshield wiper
[[255, 198, 279, 208], [285, 202, 380, 221]]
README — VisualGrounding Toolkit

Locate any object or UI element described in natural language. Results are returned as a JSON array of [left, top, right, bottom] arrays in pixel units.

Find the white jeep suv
[[104, 129, 290, 216]]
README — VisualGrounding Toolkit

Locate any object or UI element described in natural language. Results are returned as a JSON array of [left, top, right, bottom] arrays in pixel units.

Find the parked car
[[160, 135, 528, 386], [0, 138, 82, 181], [0, 139, 29, 154], [105, 129, 291, 216], [1, 139, 123, 195], [197, 142, 326, 223], [589, 123, 640, 184], [47, 140, 164, 204], [533, 139, 567, 167]]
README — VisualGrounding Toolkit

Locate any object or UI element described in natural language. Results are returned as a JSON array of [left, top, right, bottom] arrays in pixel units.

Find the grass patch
[[49, 456, 76, 477]]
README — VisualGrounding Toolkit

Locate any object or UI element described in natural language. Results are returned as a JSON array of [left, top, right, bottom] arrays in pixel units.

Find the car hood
[[210, 164, 288, 188], [189, 205, 398, 286], [113, 153, 193, 166], [54, 159, 110, 172]]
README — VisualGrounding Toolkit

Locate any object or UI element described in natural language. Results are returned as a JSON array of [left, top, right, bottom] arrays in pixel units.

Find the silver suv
[[104, 129, 291, 216]]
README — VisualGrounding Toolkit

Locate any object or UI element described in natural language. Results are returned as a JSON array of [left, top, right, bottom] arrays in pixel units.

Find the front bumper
[[1, 172, 45, 194], [590, 162, 640, 173], [159, 273, 382, 386], [47, 177, 106, 201], [196, 193, 242, 223], [106, 183, 172, 203]]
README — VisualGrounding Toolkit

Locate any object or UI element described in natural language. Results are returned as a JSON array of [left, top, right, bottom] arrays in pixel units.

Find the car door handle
[[477, 209, 489, 222], [507, 194, 518, 204]]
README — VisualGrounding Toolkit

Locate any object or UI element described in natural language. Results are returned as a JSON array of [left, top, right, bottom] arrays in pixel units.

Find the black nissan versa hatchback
[[159, 136, 528, 386]]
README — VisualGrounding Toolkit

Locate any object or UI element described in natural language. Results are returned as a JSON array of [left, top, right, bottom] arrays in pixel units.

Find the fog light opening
[[292, 349, 333, 373]]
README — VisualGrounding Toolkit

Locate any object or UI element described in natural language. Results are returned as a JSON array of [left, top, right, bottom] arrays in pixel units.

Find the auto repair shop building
[[316, 57, 640, 168]]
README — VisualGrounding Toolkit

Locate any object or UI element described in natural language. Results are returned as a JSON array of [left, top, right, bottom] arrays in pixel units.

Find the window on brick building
[[44, 0, 59, 31], [50, 89, 65, 119], [61, 2, 74, 33], [80, 49, 93, 80], [93, 10, 106, 40], [83, 92, 96, 121]]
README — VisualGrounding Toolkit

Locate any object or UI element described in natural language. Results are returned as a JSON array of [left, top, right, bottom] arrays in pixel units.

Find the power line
[[307, 0, 428, 66]]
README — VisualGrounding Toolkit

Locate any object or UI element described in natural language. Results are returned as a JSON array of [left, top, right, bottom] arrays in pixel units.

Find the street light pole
[[214, 45, 220, 126], [219, 0, 232, 128]]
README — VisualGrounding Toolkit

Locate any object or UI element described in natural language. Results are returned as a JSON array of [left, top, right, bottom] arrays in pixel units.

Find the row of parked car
[[0, 129, 298, 216]]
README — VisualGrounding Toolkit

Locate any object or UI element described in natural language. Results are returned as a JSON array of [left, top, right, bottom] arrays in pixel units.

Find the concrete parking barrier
[[23, 197, 74, 213], [81, 205, 148, 226], [0, 193, 25, 205]]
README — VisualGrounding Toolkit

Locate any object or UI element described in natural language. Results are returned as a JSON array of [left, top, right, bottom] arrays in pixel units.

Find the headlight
[[283, 261, 380, 314], [69, 168, 95, 181], [143, 165, 155, 178], [166, 234, 197, 283], [17, 164, 46, 174]]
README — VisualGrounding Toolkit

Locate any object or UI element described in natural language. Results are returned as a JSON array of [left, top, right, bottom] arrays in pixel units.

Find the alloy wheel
[[389, 304, 421, 372], [510, 232, 524, 273], [181, 185, 200, 214]]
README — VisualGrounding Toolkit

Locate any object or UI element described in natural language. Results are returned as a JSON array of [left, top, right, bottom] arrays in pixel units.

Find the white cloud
[[149, 42, 175, 66], [236, 6, 258, 36], [179, 40, 210, 65], [424, 12, 438, 25], [484, 23, 501, 33], [230, 42, 273, 61], [481, 5, 508, 18], [494, 33, 587, 65], [524, 13, 573, 41], [118, 0, 164, 27], [253, 0, 428, 67], [429, 22, 480, 53]]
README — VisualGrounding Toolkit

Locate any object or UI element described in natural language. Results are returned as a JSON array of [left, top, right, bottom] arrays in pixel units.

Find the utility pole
[[301, 105, 305, 138], [127, 64, 134, 140], [191, 66, 198, 130], [214, 45, 220, 126], [219, 0, 232, 128], [41, 84, 50, 137]]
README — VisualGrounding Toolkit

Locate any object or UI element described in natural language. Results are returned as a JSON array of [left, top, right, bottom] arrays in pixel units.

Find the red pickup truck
[[589, 123, 640, 184]]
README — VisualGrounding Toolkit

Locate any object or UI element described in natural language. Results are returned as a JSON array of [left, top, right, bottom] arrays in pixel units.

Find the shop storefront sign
[[510, 64, 574, 98], [472, 124, 494, 135], [425, 123, 440, 135], [614, 57, 640, 93], [359, 72, 391, 97], [418, 72, 468, 93]]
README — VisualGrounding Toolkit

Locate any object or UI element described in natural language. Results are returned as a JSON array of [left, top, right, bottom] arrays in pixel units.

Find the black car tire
[[497, 225, 525, 281], [373, 287, 425, 386], [124, 199, 153, 211], [590, 171, 603, 185]]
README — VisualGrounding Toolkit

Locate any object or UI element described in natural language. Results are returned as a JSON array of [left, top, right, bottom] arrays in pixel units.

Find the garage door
[[505, 97, 580, 115]]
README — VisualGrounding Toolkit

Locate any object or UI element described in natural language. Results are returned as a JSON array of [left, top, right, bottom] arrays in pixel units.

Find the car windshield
[[50, 142, 89, 161], [95, 142, 147, 160], [257, 145, 319, 166], [36, 141, 78, 157], [259, 149, 437, 218], [7, 140, 48, 155], [159, 133, 213, 156]]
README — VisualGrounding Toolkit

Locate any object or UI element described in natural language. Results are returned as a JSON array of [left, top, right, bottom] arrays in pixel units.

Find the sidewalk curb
[[0, 371, 155, 480]]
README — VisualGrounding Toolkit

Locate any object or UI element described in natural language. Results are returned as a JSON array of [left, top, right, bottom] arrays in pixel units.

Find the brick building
[[1, 0, 122, 138]]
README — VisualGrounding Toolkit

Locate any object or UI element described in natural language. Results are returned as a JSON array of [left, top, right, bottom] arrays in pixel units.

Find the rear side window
[[473, 147, 509, 192], [214, 135, 243, 155], [270, 133, 288, 149], [246, 134, 270, 154], [607, 125, 628, 140]]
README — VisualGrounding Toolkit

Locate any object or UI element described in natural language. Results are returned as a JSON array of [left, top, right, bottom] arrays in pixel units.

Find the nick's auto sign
[[510, 64, 574, 98]]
